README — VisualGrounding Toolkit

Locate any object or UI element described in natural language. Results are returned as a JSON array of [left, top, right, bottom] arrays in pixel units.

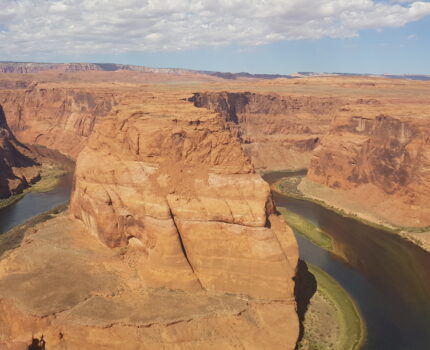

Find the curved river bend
[[1, 167, 429, 349], [263, 171, 430, 350]]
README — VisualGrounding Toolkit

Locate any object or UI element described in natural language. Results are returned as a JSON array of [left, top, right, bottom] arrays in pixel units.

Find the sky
[[1, 0, 430, 74]]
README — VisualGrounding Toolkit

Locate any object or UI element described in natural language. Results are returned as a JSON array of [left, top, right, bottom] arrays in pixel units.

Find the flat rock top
[[0, 213, 247, 326], [0, 212, 298, 350]]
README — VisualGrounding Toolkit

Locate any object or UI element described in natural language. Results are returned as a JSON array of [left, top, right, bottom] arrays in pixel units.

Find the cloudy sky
[[1, 0, 430, 74]]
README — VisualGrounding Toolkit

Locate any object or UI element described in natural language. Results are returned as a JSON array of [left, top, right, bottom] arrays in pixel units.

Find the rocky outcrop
[[63, 94, 299, 348], [189, 92, 338, 170], [0, 87, 301, 348], [0, 84, 118, 158], [71, 96, 299, 298], [0, 91, 301, 349], [0, 209, 299, 350], [0, 104, 40, 198], [307, 113, 430, 227]]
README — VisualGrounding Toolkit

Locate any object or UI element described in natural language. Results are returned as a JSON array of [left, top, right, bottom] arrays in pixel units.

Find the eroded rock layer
[[0, 104, 40, 198], [0, 210, 299, 350], [307, 111, 430, 227], [0, 83, 118, 158], [70, 95, 299, 300], [0, 91, 300, 349], [189, 92, 338, 171]]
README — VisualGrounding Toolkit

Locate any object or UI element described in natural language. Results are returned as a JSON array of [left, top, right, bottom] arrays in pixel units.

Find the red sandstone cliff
[[189, 92, 337, 170], [0, 83, 118, 158], [70, 93, 300, 302], [0, 104, 40, 198], [0, 90, 300, 349], [306, 112, 430, 227]]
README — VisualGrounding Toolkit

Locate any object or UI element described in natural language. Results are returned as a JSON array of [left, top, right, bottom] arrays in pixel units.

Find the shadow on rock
[[294, 259, 317, 346]]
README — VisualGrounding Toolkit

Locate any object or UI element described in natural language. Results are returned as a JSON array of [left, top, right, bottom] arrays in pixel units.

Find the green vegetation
[[298, 264, 366, 350], [274, 176, 430, 239], [260, 168, 308, 176], [0, 204, 68, 258], [278, 207, 333, 251], [0, 192, 26, 209]]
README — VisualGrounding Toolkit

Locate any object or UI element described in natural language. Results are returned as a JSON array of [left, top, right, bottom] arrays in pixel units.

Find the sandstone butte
[[0, 72, 300, 349], [0, 69, 429, 348]]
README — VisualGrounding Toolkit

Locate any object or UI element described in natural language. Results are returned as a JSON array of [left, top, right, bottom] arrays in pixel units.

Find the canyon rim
[[0, 64, 429, 349]]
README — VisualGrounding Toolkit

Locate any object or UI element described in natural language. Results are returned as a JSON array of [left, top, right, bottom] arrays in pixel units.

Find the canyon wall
[[189, 92, 337, 171], [70, 95, 299, 300], [0, 85, 301, 348], [66, 95, 299, 347], [306, 113, 430, 227], [0, 104, 40, 198], [0, 83, 118, 158]]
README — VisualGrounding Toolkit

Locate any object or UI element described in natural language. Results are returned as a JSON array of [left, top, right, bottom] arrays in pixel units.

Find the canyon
[[0, 104, 40, 199], [0, 67, 429, 348], [189, 91, 337, 170], [306, 111, 430, 228], [188, 80, 430, 232], [0, 71, 300, 349]]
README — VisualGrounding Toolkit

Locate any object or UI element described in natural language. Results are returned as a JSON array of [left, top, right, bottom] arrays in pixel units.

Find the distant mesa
[[1, 61, 429, 81]]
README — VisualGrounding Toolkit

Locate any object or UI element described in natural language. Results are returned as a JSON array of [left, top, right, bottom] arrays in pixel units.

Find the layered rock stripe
[[0, 73, 301, 349], [0, 69, 430, 348]]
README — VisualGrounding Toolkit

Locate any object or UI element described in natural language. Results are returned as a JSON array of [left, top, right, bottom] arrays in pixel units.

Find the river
[[0, 173, 73, 234], [263, 171, 430, 350], [0, 147, 74, 234], [1, 165, 429, 349]]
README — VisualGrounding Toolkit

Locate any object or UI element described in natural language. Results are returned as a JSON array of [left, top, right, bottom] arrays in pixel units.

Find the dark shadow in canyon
[[294, 259, 317, 346]]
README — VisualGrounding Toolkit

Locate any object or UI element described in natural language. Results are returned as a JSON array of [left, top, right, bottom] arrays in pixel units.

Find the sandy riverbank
[[271, 176, 430, 253]]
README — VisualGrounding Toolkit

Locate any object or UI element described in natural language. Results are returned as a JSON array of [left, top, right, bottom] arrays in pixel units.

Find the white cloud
[[0, 0, 430, 58]]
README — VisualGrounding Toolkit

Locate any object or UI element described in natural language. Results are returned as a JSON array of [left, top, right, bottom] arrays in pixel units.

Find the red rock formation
[[70, 96, 299, 298], [189, 92, 337, 170], [0, 104, 40, 198], [0, 84, 117, 158], [0, 88, 303, 348], [65, 94, 300, 347], [307, 113, 430, 227]]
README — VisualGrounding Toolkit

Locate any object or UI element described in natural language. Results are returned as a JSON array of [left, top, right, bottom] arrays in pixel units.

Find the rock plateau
[[0, 68, 430, 348], [0, 78, 300, 349]]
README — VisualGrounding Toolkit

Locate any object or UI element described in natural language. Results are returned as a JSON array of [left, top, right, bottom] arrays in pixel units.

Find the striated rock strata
[[0, 83, 118, 158], [0, 104, 40, 198], [0, 93, 300, 349], [70, 96, 299, 300], [307, 113, 430, 227], [189, 92, 338, 171]]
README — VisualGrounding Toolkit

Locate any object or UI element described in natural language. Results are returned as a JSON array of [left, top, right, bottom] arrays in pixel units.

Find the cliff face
[[62, 94, 299, 348], [0, 104, 40, 198], [189, 92, 338, 170], [0, 84, 117, 158], [0, 77, 303, 348], [190, 88, 430, 228], [307, 113, 430, 227], [70, 95, 299, 299]]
